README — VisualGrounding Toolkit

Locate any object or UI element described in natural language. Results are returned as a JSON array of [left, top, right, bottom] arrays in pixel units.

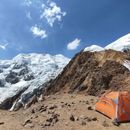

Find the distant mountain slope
[[0, 53, 70, 110]]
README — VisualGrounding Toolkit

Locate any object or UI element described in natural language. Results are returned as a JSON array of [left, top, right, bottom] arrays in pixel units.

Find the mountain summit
[[84, 33, 130, 52], [105, 33, 130, 51]]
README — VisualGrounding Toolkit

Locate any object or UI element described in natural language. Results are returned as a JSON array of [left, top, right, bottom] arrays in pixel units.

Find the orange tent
[[95, 91, 130, 124]]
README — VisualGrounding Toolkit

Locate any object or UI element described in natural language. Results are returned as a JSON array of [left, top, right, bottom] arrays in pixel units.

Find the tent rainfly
[[95, 91, 130, 125]]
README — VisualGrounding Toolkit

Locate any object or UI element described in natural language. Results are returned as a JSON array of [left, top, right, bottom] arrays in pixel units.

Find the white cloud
[[0, 43, 8, 50], [30, 25, 47, 39], [40, 1, 66, 27], [67, 39, 81, 50]]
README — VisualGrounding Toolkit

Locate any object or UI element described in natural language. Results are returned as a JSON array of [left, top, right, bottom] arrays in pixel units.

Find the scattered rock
[[30, 108, 35, 114], [87, 106, 93, 110], [47, 110, 55, 114], [0, 122, 4, 125], [44, 122, 51, 127], [39, 106, 47, 113], [92, 117, 97, 121], [44, 113, 60, 127], [69, 114, 75, 121], [71, 102, 75, 105], [46, 117, 53, 123], [67, 104, 71, 107], [23, 119, 32, 126], [49, 105, 57, 110]]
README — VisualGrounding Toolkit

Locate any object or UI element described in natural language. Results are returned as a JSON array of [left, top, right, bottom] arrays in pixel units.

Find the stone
[[0, 122, 4, 125], [52, 117, 59, 124], [23, 119, 32, 126], [44, 113, 59, 127], [44, 122, 51, 126], [70, 114, 75, 121], [39, 106, 47, 113], [71, 102, 75, 104], [92, 117, 97, 121], [49, 105, 57, 110], [87, 106, 93, 110], [86, 117, 92, 122], [30, 108, 35, 114], [47, 110, 55, 114], [46, 117, 53, 123]]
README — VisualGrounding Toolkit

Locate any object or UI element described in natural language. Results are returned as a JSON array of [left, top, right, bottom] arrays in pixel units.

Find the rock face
[[44, 50, 130, 96], [0, 53, 70, 110]]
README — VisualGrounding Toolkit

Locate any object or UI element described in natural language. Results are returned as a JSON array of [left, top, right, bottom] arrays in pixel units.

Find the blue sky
[[0, 0, 130, 59]]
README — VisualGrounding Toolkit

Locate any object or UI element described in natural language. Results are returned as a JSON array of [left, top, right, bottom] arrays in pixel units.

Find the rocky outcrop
[[43, 50, 130, 96], [5, 71, 19, 84]]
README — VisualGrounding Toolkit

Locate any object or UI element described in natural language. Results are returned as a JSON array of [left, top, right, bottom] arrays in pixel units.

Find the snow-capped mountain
[[0, 53, 70, 110], [105, 33, 130, 51], [84, 33, 130, 52], [84, 45, 104, 52]]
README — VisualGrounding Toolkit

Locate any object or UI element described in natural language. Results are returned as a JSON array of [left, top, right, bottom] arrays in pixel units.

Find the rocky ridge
[[43, 50, 130, 96]]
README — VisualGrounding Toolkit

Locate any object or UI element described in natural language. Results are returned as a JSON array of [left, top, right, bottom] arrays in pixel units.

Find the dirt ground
[[0, 93, 130, 130]]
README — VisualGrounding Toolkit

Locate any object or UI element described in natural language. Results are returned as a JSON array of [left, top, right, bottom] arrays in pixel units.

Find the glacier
[[0, 53, 70, 110]]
